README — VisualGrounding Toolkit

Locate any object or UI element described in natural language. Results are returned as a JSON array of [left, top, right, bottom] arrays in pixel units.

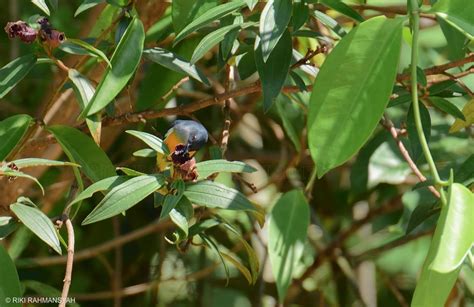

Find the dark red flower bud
[[4, 21, 38, 43]]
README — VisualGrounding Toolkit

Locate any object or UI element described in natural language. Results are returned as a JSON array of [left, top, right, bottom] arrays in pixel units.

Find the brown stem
[[59, 218, 74, 307]]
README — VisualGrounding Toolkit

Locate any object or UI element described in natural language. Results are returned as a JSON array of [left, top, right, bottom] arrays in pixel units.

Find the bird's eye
[[191, 135, 197, 141]]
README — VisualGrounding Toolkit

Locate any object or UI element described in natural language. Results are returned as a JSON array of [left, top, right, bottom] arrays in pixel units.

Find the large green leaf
[[49, 125, 116, 182], [82, 174, 165, 225], [0, 55, 37, 99], [172, 0, 218, 33], [174, 0, 246, 45], [190, 22, 253, 64], [183, 180, 258, 213], [255, 30, 292, 111], [143, 47, 210, 85], [269, 189, 309, 301], [307, 16, 403, 177], [431, 0, 474, 38], [430, 183, 474, 273], [195, 160, 256, 179], [68, 69, 102, 144], [10, 200, 61, 254], [83, 17, 145, 116], [0, 114, 33, 160], [69, 175, 131, 207], [0, 244, 21, 307], [259, 0, 292, 62]]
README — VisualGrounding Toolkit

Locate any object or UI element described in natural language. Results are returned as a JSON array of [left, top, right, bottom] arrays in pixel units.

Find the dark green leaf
[[116, 167, 145, 176], [407, 102, 431, 162], [143, 47, 210, 85], [174, 0, 246, 46], [292, 2, 309, 30], [406, 201, 439, 234], [66, 39, 112, 67], [308, 17, 403, 177], [172, 0, 218, 33], [0, 244, 21, 307], [82, 174, 165, 225], [0, 216, 18, 240], [189, 219, 220, 236], [49, 125, 116, 182], [220, 15, 243, 61], [75, 0, 105, 17], [10, 201, 61, 254], [200, 234, 230, 283], [83, 17, 145, 116], [133, 148, 157, 158], [255, 30, 292, 111], [69, 176, 131, 207], [417, 66, 427, 86], [184, 180, 259, 213], [0, 54, 37, 99], [276, 95, 303, 152], [195, 160, 256, 179], [259, 0, 292, 62], [320, 0, 364, 22], [431, 0, 474, 38], [455, 154, 474, 185], [160, 180, 185, 220], [0, 114, 33, 160], [438, 17, 467, 60], [126, 130, 169, 154], [429, 97, 465, 120], [269, 189, 309, 301]]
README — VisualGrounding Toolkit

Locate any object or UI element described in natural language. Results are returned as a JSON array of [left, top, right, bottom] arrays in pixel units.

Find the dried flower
[[4, 21, 37, 43]]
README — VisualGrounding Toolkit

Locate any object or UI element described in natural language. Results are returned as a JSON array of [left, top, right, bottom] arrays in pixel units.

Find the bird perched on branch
[[157, 120, 208, 180]]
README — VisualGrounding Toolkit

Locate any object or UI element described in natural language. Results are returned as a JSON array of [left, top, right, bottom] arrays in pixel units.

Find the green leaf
[[0, 244, 21, 307], [430, 183, 474, 273], [31, 0, 50, 15], [276, 95, 303, 152], [269, 189, 309, 301], [0, 54, 37, 99], [307, 16, 403, 177], [320, 0, 364, 22], [429, 97, 465, 120], [200, 234, 230, 283], [190, 22, 253, 64], [174, 0, 246, 46], [255, 30, 292, 111], [66, 39, 112, 67], [221, 251, 252, 284], [195, 160, 256, 179], [160, 180, 185, 220], [431, 0, 474, 38], [0, 114, 33, 160], [8, 158, 79, 169], [0, 216, 18, 240], [407, 102, 431, 162], [143, 47, 210, 85], [126, 130, 169, 154], [68, 69, 102, 144], [183, 180, 258, 213], [116, 167, 145, 176], [172, 0, 218, 33], [313, 10, 347, 37], [244, 0, 257, 10], [438, 17, 467, 60], [455, 154, 474, 185], [69, 176, 131, 207], [83, 17, 145, 116], [10, 201, 61, 254], [259, 0, 292, 62], [48, 125, 116, 182], [133, 148, 157, 158], [82, 174, 165, 225], [220, 14, 243, 61], [292, 1, 309, 30], [1, 169, 44, 195], [75, 0, 105, 17], [189, 219, 220, 236]]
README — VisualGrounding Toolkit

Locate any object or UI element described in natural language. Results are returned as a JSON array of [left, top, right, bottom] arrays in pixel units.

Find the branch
[[59, 218, 75, 307], [16, 220, 173, 268], [380, 115, 440, 198]]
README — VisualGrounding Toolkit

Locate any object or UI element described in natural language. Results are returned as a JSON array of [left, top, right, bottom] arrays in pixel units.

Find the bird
[[157, 120, 208, 171]]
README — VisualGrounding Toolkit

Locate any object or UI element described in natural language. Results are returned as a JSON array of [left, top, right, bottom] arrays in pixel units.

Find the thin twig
[[59, 218, 75, 307]]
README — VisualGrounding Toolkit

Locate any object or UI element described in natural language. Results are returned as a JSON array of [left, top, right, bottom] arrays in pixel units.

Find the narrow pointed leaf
[[259, 0, 292, 62], [0, 55, 37, 99], [49, 125, 116, 182], [143, 47, 210, 85], [449, 98, 474, 133], [429, 97, 465, 120], [320, 0, 364, 22], [10, 202, 61, 254], [126, 130, 169, 154], [269, 189, 309, 301], [31, 0, 50, 15], [1, 169, 44, 195], [133, 148, 157, 157], [0, 114, 33, 160], [174, 0, 246, 45], [8, 158, 79, 169], [307, 16, 403, 177], [83, 17, 145, 116], [82, 174, 165, 225], [66, 39, 112, 67], [195, 160, 256, 179], [407, 102, 431, 162], [69, 176, 131, 207], [313, 10, 347, 37], [75, 0, 105, 17], [431, 0, 474, 38], [255, 30, 292, 111]]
